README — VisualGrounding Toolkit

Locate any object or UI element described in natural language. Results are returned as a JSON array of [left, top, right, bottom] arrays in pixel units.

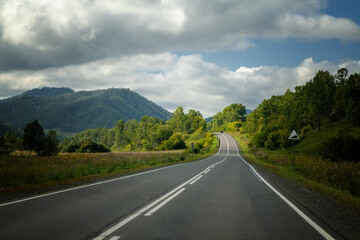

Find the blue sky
[[1, 0, 360, 117], [203, 0, 360, 70]]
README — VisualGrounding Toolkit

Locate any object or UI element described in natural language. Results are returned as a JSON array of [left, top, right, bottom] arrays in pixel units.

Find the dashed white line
[[144, 188, 186, 216], [93, 134, 229, 240], [92, 170, 205, 240], [109, 236, 121, 240]]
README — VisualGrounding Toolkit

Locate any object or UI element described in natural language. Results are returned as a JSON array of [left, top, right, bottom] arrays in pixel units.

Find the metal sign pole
[[292, 139, 295, 167], [289, 130, 299, 168]]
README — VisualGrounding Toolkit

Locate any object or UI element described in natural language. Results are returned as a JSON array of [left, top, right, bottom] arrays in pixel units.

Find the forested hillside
[[243, 68, 360, 162], [61, 106, 211, 153], [0, 88, 171, 132]]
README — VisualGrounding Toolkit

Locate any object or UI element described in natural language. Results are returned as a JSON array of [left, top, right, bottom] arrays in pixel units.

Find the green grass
[[0, 137, 218, 195], [229, 132, 360, 211]]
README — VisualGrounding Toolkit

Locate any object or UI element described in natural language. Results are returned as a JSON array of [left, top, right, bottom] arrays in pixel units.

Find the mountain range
[[0, 87, 172, 132]]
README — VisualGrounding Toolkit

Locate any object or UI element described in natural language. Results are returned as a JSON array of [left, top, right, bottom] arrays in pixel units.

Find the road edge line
[[227, 134, 335, 240]]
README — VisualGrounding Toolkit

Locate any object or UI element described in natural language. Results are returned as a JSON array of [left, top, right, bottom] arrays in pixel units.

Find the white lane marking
[[189, 175, 203, 185], [93, 166, 214, 239], [93, 135, 229, 240], [144, 188, 186, 216], [109, 236, 121, 240], [227, 134, 335, 240], [249, 167, 263, 182], [1, 143, 224, 208], [204, 169, 211, 174]]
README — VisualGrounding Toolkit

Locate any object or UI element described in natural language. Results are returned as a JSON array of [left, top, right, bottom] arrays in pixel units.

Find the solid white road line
[[227, 134, 335, 240], [249, 167, 263, 182], [189, 175, 203, 185], [144, 188, 186, 216]]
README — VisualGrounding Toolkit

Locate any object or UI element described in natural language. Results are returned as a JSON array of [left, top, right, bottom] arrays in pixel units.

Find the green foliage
[[63, 139, 110, 153], [159, 133, 186, 150], [320, 131, 360, 162], [186, 132, 214, 154], [20, 87, 74, 98], [78, 139, 111, 153], [22, 120, 59, 156], [61, 106, 209, 153], [226, 121, 243, 132], [209, 103, 246, 131], [0, 118, 22, 137], [243, 68, 360, 159], [264, 129, 290, 150], [167, 107, 206, 133], [230, 132, 360, 208], [23, 120, 46, 155], [42, 130, 59, 156]]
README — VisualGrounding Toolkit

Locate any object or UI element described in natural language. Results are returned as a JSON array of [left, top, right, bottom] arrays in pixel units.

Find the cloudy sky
[[1, 0, 360, 117]]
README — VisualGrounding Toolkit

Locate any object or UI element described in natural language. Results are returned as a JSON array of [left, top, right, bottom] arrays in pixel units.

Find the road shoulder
[[248, 157, 360, 240]]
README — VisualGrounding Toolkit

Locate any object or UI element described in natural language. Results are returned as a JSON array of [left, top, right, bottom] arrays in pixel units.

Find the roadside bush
[[226, 121, 243, 132], [159, 133, 186, 150], [300, 125, 312, 138], [321, 132, 360, 162], [62, 142, 80, 153], [62, 139, 110, 153]]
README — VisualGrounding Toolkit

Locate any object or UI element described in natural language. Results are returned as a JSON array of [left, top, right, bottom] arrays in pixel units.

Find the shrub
[[322, 132, 360, 162], [264, 129, 291, 150], [62, 139, 110, 153], [159, 133, 186, 150]]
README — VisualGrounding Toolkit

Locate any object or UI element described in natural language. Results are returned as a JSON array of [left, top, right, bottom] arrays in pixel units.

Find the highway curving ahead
[[0, 133, 337, 240]]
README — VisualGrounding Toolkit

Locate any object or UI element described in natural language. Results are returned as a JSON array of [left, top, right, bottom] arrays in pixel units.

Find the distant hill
[[0, 87, 75, 103], [0, 87, 172, 132], [21, 87, 75, 98], [0, 119, 22, 137]]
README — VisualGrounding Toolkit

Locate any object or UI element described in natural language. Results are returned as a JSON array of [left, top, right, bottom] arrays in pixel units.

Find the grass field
[[229, 132, 360, 210], [0, 137, 218, 195]]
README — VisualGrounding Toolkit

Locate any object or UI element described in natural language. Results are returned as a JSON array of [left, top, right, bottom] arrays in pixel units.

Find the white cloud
[[1, 0, 359, 71], [277, 14, 360, 40], [1, 53, 360, 117]]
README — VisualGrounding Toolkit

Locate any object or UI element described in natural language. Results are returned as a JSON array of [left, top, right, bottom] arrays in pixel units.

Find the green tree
[[23, 120, 45, 155], [304, 70, 335, 132], [223, 103, 247, 122], [344, 73, 360, 126], [43, 129, 59, 156], [168, 106, 187, 132], [115, 120, 125, 147], [209, 103, 247, 131]]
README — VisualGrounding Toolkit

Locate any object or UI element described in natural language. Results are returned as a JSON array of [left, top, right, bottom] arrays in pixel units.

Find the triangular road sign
[[289, 130, 300, 140]]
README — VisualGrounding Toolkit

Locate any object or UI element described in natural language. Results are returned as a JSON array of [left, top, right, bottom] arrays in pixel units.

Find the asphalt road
[[0, 133, 337, 240]]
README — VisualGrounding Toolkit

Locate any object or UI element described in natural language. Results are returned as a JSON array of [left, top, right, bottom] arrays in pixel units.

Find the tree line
[[208, 103, 247, 131], [61, 106, 210, 153], [0, 119, 59, 156], [242, 68, 360, 161]]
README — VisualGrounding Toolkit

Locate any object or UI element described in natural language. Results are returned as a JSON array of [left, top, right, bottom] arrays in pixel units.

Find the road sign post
[[289, 130, 300, 167]]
